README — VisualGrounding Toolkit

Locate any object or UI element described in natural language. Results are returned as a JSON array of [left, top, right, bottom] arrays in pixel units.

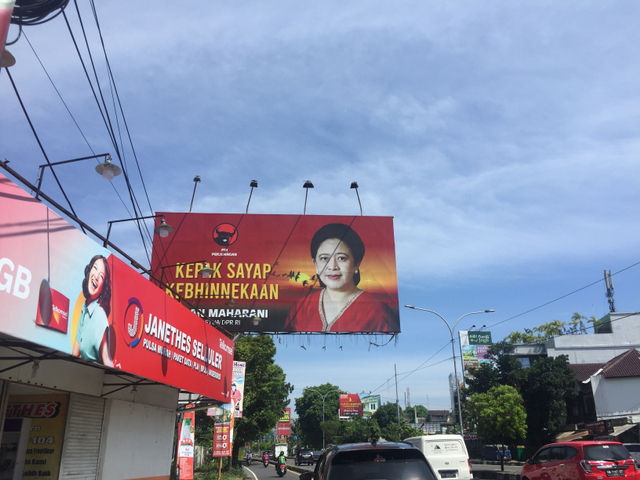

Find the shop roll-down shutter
[[59, 393, 105, 480]]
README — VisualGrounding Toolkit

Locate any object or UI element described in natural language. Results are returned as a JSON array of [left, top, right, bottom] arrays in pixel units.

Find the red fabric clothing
[[284, 289, 399, 333]]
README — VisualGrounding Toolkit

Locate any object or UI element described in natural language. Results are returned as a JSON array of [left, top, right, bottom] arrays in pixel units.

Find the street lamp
[[104, 214, 174, 247], [404, 305, 495, 434], [304, 387, 340, 449]]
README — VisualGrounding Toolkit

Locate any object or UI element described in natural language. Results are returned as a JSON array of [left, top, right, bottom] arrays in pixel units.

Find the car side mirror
[[300, 473, 314, 480]]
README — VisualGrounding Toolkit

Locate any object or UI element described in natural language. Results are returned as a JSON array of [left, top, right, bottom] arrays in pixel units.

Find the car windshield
[[584, 445, 631, 461], [328, 449, 436, 480]]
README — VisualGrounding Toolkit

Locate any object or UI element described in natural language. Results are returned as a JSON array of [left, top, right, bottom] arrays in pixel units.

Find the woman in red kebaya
[[285, 223, 398, 333]]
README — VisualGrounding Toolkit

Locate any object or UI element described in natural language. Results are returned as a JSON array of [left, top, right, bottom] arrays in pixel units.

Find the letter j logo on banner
[[123, 297, 144, 347]]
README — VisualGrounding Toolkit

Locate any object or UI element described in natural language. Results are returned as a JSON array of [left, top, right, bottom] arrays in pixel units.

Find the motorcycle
[[276, 459, 287, 477], [245, 453, 252, 466], [263, 456, 269, 468]]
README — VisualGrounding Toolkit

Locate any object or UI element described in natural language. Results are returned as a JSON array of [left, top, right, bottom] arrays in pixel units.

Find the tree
[[371, 402, 423, 441], [504, 314, 597, 344], [403, 405, 429, 422], [467, 385, 527, 471], [337, 416, 372, 444], [231, 334, 293, 466], [372, 402, 401, 441], [520, 355, 577, 450], [294, 384, 342, 448], [466, 362, 499, 395]]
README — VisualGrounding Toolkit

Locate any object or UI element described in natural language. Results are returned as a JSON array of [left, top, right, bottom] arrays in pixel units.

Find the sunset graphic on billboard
[[151, 213, 400, 334]]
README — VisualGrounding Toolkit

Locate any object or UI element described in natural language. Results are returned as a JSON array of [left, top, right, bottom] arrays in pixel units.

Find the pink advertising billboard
[[0, 173, 234, 402]]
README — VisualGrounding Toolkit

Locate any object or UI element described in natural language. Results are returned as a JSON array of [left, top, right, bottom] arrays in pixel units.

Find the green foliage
[[336, 416, 372, 444], [520, 355, 577, 450], [467, 385, 527, 458], [371, 402, 422, 441], [466, 362, 499, 395], [403, 404, 429, 422], [195, 458, 244, 480], [294, 384, 342, 448], [230, 335, 293, 465], [504, 313, 597, 344]]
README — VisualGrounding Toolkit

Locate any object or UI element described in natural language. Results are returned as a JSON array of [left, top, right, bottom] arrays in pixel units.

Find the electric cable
[[10, 0, 69, 26], [68, 1, 152, 262], [21, 30, 134, 220], [4, 67, 84, 233]]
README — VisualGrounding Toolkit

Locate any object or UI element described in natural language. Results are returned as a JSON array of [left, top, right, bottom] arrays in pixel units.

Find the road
[[240, 459, 524, 479], [242, 459, 301, 479], [472, 463, 524, 475]]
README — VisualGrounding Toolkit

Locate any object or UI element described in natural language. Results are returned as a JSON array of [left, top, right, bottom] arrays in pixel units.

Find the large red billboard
[[0, 173, 233, 402], [339, 394, 363, 418], [150, 213, 400, 333]]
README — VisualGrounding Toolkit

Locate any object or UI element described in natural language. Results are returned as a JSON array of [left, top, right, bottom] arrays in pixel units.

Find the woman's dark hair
[[82, 255, 112, 317], [310, 223, 365, 287]]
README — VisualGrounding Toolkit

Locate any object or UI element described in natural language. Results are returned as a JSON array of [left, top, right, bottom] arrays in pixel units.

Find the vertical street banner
[[459, 330, 493, 379], [339, 394, 363, 418], [150, 213, 400, 334], [232, 361, 246, 418], [210, 401, 235, 457], [276, 408, 291, 437], [178, 408, 195, 480]]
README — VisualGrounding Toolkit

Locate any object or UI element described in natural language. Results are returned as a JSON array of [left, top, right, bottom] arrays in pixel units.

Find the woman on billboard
[[72, 255, 114, 366], [284, 223, 398, 332]]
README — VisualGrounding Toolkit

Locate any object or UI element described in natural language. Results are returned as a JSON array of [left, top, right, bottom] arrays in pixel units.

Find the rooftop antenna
[[605, 270, 615, 312]]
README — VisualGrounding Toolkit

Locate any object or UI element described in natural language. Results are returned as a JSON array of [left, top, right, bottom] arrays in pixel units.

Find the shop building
[[0, 171, 234, 480]]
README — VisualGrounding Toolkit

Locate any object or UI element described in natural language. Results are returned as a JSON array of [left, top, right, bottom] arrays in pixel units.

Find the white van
[[404, 435, 472, 480]]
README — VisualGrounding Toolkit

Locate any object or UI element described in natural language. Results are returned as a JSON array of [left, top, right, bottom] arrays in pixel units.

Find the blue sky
[[2, 1, 639, 413]]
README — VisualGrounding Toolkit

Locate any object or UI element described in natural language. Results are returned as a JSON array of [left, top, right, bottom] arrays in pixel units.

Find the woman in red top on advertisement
[[284, 223, 398, 333]]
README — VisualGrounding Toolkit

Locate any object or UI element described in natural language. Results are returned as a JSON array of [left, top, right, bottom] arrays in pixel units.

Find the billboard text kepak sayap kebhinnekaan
[[151, 213, 400, 334]]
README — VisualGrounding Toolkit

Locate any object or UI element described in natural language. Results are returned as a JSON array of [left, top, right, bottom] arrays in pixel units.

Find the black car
[[300, 442, 436, 480], [296, 449, 315, 465]]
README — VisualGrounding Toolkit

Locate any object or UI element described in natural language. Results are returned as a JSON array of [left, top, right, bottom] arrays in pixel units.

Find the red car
[[521, 441, 638, 480]]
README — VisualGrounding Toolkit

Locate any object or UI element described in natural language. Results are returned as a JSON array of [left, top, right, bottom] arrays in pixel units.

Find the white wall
[[590, 374, 640, 423], [99, 399, 176, 480], [545, 313, 640, 363]]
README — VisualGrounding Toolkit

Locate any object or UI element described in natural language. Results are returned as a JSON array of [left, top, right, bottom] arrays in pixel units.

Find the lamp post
[[304, 387, 340, 449], [404, 305, 494, 434]]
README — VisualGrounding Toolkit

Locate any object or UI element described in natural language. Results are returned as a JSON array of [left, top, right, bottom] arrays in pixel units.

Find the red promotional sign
[[151, 213, 400, 333], [210, 402, 235, 457], [339, 394, 363, 417], [276, 407, 291, 436], [178, 408, 195, 479], [0, 173, 233, 402]]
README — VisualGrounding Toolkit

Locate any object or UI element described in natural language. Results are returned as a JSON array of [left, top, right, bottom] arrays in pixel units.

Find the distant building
[[360, 394, 381, 416], [510, 312, 640, 442]]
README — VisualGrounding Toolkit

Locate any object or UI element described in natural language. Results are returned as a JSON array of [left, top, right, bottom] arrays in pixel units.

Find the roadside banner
[[0, 173, 233, 402], [210, 401, 235, 457], [178, 407, 195, 479], [276, 407, 291, 437], [232, 361, 246, 418], [150, 213, 400, 334]]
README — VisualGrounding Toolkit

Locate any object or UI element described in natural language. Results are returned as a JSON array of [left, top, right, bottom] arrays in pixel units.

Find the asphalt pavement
[[241, 458, 524, 479]]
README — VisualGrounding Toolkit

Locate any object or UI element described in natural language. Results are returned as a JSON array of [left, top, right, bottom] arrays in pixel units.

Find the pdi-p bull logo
[[212, 223, 238, 247]]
